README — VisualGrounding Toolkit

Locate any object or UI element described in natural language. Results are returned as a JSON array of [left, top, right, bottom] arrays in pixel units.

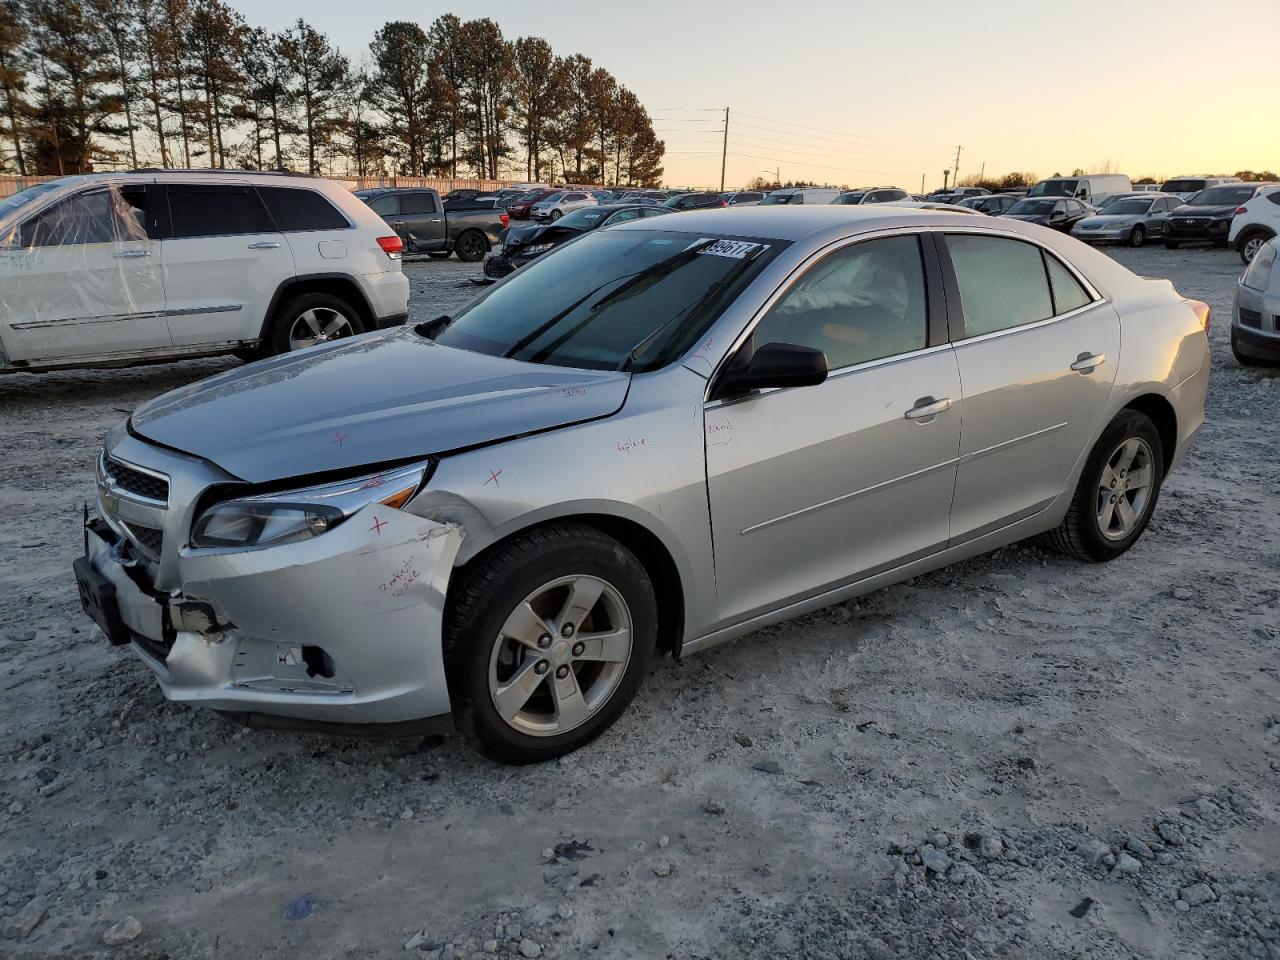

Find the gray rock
[[1172, 587, 1193, 601], [556, 904, 572, 920], [102, 915, 142, 945], [1156, 852, 1175, 866], [752, 760, 783, 775], [928, 832, 949, 849], [6, 801, 22, 816], [405, 931, 430, 951], [703, 798, 726, 815], [1180, 883, 1215, 907], [37, 778, 71, 798], [1125, 837, 1153, 859], [1114, 853, 1142, 875], [865, 937, 895, 960], [652, 861, 674, 877], [920, 844, 950, 873], [2, 899, 45, 940], [518, 939, 541, 958], [946, 864, 968, 885], [1078, 838, 1111, 868], [1192, 798, 1220, 819], [1174, 899, 1190, 913], [483, 941, 499, 954], [504, 923, 521, 940], [979, 835, 1004, 860], [1156, 822, 1185, 846]]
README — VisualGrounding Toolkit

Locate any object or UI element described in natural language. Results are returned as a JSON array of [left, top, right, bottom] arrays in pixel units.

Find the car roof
[[606, 204, 1011, 241]]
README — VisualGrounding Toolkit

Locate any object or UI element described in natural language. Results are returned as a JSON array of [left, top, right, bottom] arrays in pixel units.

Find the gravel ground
[[1, 246, 1277, 960]]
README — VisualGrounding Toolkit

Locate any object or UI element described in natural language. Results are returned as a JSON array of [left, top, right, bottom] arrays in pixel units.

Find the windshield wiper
[[620, 244, 764, 372]]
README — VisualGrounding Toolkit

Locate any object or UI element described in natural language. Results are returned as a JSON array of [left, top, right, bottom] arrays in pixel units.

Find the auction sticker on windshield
[[690, 239, 763, 259]]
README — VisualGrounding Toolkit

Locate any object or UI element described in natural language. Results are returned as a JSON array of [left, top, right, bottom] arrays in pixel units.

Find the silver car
[[528, 190, 597, 221], [1232, 237, 1280, 366], [1071, 194, 1182, 247], [76, 208, 1210, 762]]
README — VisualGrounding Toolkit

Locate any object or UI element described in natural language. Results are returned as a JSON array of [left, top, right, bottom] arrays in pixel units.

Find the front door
[[160, 182, 294, 347], [705, 233, 962, 623], [940, 233, 1120, 543], [0, 183, 169, 362]]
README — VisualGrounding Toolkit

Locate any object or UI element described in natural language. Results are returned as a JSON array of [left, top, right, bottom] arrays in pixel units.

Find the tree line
[[0, 1, 666, 186]]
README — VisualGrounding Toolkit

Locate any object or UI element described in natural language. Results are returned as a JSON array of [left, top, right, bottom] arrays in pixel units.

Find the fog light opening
[[301, 645, 336, 679]]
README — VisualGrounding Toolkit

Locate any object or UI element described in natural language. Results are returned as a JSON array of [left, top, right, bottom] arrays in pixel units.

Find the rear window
[[167, 184, 272, 238], [401, 192, 438, 215], [1189, 186, 1256, 206], [259, 186, 349, 231], [1162, 179, 1204, 194]]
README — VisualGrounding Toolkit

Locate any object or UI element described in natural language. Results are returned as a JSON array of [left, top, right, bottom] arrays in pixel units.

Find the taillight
[[500, 213, 509, 228], [718, 200, 727, 207], [1187, 298, 1210, 331], [1234, 206, 1247, 215], [376, 235, 403, 259]]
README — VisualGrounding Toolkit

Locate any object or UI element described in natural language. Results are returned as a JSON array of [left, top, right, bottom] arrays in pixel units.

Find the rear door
[[160, 181, 294, 348], [940, 232, 1119, 544], [1, 181, 170, 362], [399, 191, 446, 251]]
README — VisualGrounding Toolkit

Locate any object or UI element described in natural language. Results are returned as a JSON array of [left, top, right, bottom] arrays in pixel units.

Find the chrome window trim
[[947, 299, 1108, 349], [700, 224, 941, 403]]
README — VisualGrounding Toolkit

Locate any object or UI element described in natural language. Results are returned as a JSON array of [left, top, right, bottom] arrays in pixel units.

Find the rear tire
[[454, 230, 488, 262], [444, 524, 657, 763], [266, 292, 363, 356], [1043, 410, 1164, 562], [1238, 230, 1273, 265]]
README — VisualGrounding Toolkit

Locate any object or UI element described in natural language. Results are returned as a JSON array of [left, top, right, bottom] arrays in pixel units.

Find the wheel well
[[1236, 225, 1276, 247], [454, 514, 685, 656], [266, 276, 374, 336], [1123, 393, 1177, 473]]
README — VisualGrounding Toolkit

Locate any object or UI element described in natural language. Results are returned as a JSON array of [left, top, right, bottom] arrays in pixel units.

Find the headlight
[[1242, 242, 1276, 290], [520, 243, 555, 255], [191, 462, 430, 550]]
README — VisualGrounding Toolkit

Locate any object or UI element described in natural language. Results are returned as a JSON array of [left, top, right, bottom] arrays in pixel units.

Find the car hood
[[1170, 204, 1237, 218], [1078, 214, 1140, 226], [129, 328, 631, 484], [501, 223, 582, 251]]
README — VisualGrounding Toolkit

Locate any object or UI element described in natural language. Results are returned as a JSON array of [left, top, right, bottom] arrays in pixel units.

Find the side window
[[1045, 255, 1092, 315], [947, 235, 1053, 337], [367, 194, 399, 216], [258, 186, 350, 231], [605, 209, 641, 224], [400, 192, 438, 215], [791, 194, 805, 205], [20, 190, 119, 246], [166, 184, 272, 238], [750, 235, 928, 371], [1267, 192, 1280, 207]]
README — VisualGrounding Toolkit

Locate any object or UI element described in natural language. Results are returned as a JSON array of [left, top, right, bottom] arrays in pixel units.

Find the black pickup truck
[[353, 187, 507, 262]]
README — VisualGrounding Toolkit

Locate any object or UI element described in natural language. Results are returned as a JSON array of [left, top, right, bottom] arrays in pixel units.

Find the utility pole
[[720, 107, 730, 192], [953, 145, 962, 185], [943, 169, 950, 190], [979, 161, 985, 183], [920, 173, 925, 194]]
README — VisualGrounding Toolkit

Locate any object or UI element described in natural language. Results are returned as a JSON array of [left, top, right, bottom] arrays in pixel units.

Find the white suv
[[1227, 184, 1280, 265], [528, 191, 597, 220], [0, 170, 409, 373]]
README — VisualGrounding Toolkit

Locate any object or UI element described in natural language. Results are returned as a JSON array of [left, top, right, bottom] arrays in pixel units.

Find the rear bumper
[[362, 269, 411, 321], [78, 504, 464, 729]]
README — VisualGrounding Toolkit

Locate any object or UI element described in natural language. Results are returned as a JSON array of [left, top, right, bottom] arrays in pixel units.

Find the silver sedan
[[1071, 194, 1181, 246], [76, 207, 1210, 762]]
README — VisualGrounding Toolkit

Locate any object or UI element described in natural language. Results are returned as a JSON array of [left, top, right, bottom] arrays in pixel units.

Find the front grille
[[125, 524, 164, 560], [1239, 308, 1262, 329], [108, 459, 169, 503]]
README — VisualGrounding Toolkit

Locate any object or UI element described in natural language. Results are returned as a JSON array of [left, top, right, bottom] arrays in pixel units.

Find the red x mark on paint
[[332, 432, 349, 446], [369, 515, 388, 536], [485, 469, 502, 488]]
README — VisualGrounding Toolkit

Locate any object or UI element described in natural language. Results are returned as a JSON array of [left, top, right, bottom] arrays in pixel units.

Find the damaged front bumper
[[75, 503, 464, 734]]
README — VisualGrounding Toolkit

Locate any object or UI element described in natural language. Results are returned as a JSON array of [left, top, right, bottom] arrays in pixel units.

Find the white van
[[1026, 174, 1132, 206], [1161, 176, 1242, 202], [761, 187, 840, 205]]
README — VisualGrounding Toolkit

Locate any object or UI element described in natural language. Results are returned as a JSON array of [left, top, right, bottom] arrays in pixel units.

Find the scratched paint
[[562, 386, 587, 398], [332, 432, 349, 446], [484, 468, 502, 488], [615, 437, 649, 453]]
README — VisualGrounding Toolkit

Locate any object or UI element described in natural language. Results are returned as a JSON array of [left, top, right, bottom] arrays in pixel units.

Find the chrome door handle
[[113, 249, 150, 259], [904, 397, 952, 420], [391, 221, 405, 227], [1070, 352, 1106, 373], [247, 241, 281, 250], [430, 218, 443, 223]]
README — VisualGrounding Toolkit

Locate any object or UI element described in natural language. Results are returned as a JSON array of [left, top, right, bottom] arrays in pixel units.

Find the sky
[[227, 0, 1280, 192]]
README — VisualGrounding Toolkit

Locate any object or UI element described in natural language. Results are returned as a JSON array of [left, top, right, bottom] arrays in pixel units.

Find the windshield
[[1008, 199, 1055, 215], [537, 192, 564, 204], [1102, 200, 1152, 215], [1162, 180, 1204, 194], [761, 193, 794, 205], [1027, 179, 1078, 197], [556, 208, 607, 229], [0, 180, 68, 219], [833, 193, 865, 205], [1189, 186, 1254, 206], [433, 230, 782, 372]]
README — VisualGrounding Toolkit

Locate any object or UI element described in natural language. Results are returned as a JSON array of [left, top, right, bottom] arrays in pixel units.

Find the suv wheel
[[268, 292, 363, 355], [1043, 410, 1164, 562], [444, 523, 657, 763], [455, 230, 488, 262], [1238, 230, 1273, 266]]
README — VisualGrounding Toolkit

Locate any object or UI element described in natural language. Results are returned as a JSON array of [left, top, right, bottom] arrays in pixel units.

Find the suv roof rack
[[129, 167, 313, 177]]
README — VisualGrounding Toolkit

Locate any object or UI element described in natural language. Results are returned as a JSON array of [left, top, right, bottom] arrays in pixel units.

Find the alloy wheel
[[487, 575, 633, 737], [1096, 437, 1155, 541], [288, 307, 355, 351], [1242, 236, 1265, 263]]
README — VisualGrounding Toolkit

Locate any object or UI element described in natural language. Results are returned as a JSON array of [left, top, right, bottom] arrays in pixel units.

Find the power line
[[734, 110, 942, 148]]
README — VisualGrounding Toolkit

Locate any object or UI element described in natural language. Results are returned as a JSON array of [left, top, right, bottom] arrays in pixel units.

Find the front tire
[[549, 209, 562, 221], [1128, 225, 1145, 247], [444, 524, 657, 763], [1044, 410, 1164, 562], [267, 292, 363, 355]]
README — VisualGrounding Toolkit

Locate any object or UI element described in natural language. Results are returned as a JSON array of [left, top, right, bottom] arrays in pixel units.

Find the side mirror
[[712, 342, 828, 400]]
